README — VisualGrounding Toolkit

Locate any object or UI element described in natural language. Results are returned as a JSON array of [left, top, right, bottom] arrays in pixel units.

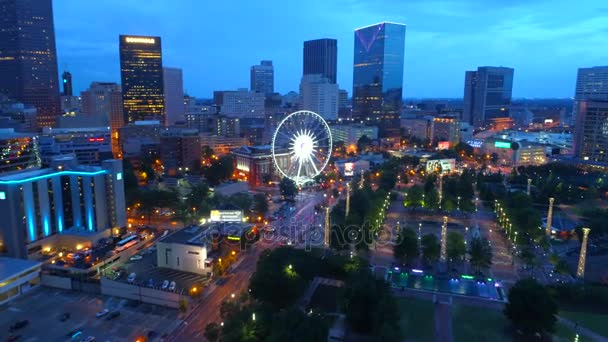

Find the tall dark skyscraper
[[462, 66, 514, 128], [573, 66, 608, 166], [119, 35, 165, 123], [0, 0, 60, 129], [352, 22, 406, 137], [303, 38, 337, 84], [62, 71, 73, 96]]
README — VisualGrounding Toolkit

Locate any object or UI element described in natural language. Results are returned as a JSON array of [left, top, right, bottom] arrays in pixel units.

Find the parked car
[[66, 330, 82, 339], [146, 278, 154, 287], [106, 311, 120, 321], [9, 320, 29, 333], [127, 273, 136, 283], [95, 309, 109, 318], [169, 281, 176, 291], [129, 255, 143, 261], [82, 336, 96, 342], [161, 280, 169, 290], [59, 312, 70, 322]]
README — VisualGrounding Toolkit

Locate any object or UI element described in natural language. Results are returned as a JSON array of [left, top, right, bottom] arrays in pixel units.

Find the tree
[[229, 193, 252, 212], [504, 279, 557, 336], [379, 169, 397, 192], [252, 193, 269, 216], [468, 237, 492, 273], [421, 233, 440, 264], [446, 231, 466, 263], [186, 183, 210, 208], [405, 185, 424, 207], [204, 322, 220, 342], [204, 155, 234, 186], [394, 228, 419, 265], [357, 135, 372, 154], [279, 177, 298, 200]]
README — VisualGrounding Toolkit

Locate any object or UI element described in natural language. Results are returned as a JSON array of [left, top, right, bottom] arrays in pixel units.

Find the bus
[[115, 235, 138, 252]]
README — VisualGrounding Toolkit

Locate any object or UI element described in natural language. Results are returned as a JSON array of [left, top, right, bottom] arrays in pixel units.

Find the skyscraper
[[81, 82, 124, 156], [575, 66, 608, 101], [119, 35, 165, 124], [573, 66, 608, 166], [163, 67, 185, 126], [352, 22, 406, 137], [62, 71, 73, 96], [462, 66, 514, 128], [250, 60, 274, 94], [303, 39, 337, 84], [0, 0, 61, 129], [574, 100, 608, 166], [299, 74, 338, 121]]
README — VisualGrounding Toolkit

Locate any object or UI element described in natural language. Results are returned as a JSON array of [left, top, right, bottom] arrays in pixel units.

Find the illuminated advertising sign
[[437, 141, 450, 150], [494, 141, 511, 149], [344, 162, 354, 176], [125, 37, 156, 44], [426, 159, 456, 174], [210, 210, 243, 222]]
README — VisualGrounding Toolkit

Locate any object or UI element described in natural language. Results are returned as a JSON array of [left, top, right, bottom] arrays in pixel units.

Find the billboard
[[210, 210, 243, 222], [426, 159, 456, 174], [437, 141, 450, 150], [494, 141, 511, 149], [344, 162, 355, 176]]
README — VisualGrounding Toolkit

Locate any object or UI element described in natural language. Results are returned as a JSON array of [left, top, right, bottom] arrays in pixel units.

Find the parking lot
[[0, 287, 180, 342], [110, 245, 209, 295]]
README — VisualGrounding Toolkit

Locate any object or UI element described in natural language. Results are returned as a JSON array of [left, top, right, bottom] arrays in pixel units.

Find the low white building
[[0, 258, 42, 304]]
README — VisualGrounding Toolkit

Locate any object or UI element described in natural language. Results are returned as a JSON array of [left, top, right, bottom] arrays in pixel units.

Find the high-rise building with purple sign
[[352, 22, 405, 137]]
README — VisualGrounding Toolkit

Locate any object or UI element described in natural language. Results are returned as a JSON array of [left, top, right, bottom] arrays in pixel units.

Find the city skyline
[[53, 0, 607, 99]]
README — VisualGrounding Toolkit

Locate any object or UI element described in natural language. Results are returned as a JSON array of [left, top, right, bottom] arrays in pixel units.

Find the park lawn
[[559, 311, 608, 338], [452, 304, 592, 342], [452, 304, 511, 342], [396, 297, 435, 342]]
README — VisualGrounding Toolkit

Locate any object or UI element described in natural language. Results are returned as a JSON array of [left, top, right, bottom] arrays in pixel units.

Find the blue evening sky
[[54, 0, 607, 99]]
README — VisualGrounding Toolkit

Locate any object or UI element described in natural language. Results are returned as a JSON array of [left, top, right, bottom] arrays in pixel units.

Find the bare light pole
[[324, 207, 330, 248], [345, 183, 351, 219], [440, 216, 448, 263], [527, 178, 532, 196], [577, 227, 591, 279], [546, 198, 555, 236]]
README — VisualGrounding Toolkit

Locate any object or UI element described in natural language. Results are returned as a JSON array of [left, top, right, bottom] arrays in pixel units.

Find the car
[[127, 273, 136, 283], [161, 280, 169, 290], [95, 309, 109, 318], [82, 337, 96, 342], [59, 312, 70, 322], [66, 330, 82, 339], [106, 311, 120, 321], [9, 320, 29, 333], [169, 281, 176, 291], [146, 278, 154, 287], [129, 255, 143, 261], [215, 278, 227, 286]]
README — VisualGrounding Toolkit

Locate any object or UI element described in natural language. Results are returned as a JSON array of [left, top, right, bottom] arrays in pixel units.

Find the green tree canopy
[[394, 228, 419, 265], [468, 237, 493, 272], [504, 278, 557, 336], [421, 233, 440, 264], [446, 231, 466, 263]]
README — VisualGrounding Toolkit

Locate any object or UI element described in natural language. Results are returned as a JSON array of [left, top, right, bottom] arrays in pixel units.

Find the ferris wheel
[[271, 110, 332, 185]]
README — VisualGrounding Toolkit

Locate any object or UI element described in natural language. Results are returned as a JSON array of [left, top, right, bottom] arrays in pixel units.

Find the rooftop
[[160, 222, 255, 246], [0, 257, 42, 283]]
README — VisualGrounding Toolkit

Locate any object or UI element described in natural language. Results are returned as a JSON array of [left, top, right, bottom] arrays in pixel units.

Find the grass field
[[559, 311, 608, 338], [396, 297, 435, 342], [397, 297, 594, 342]]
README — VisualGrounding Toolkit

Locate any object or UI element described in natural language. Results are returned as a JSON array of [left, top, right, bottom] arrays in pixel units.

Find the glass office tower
[[352, 22, 406, 137], [119, 35, 165, 124], [303, 38, 338, 84], [0, 0, 61, 129]]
